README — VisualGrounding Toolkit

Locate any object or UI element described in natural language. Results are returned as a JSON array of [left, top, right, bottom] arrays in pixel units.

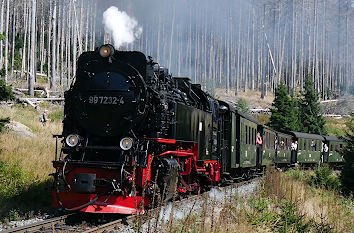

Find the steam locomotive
[[52, 44, 346, 214]]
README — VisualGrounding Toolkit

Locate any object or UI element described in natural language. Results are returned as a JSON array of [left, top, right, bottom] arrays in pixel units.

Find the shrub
[[246, 196, 276, 226], [0, 79, 14, 101], [0, 161, 30, 201], [310, 165, 340, 190], [236, 98, 250, 115], [0, 117, 10, 133], [275, 200, 312, 233], [48, 109, 64, 122]]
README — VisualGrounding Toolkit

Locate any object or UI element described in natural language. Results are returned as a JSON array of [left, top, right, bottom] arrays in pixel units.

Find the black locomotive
[[52, 44, 346, 214]]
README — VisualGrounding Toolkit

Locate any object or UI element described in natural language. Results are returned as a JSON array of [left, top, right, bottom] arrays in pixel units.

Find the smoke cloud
[[102, 6, 142, 49]]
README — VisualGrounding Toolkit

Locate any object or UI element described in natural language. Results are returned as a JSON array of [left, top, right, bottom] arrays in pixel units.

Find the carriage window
[[253, 129, 256, 145], [340, 144, 343, 149], [331, 144, 333, 151], [267, 133, 270, 148], [252, 128, 254, 145], [335, 144, 338, 151], [304, 140, 307, 151], [285, 138, 287, 149], [254, 129, 256, 145], [245, 126, 248, 144], [298, 139, 301, 150], [287, 138, 290, 150], [280, 137, 284, 150], [272, 134, 275, 149], [314, 141, 317, 151], [316, 140, 319, 151], [249, 127, 251, 145]]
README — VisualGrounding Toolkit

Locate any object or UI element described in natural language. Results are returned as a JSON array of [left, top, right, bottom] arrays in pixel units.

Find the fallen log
[[18, 97, 64, 101], [23, 98, 36, 108]]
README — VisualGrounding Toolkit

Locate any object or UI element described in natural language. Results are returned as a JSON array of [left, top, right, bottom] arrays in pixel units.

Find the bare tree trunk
[[21, 1, 28, 78], [72, 0, 77, 81], [50, 0, 56, 90], [10, 8, 15, 76], [47, 1, 52, 79], [56, 1, 61, 80], [66, 0, 72, 87], [168, 4, 175, 71], [90, 1, 96, 51], [39, 2, 45, 74], [4, 0, 9, 81], [235, 7, 242, 96], [28, 0, 36, 96], [300, 0, 304, 91], [60, 0, 65, 87], [84, 1, 89, 51], [0, 0, 4, 70]]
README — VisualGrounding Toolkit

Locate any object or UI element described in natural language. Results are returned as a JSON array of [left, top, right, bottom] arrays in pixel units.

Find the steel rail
[[81, 215, 135, 233], [2, 214, 74, 233]]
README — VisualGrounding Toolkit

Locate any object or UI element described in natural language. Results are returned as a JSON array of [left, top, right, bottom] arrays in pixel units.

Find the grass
[[215, 88, 275, 109], [157, 168, 353, 233], [0, 104, 63, 221], [254, 114, 270, 125], [325, 117, 349, 137]]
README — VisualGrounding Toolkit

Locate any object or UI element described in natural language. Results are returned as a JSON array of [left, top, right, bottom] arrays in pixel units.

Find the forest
[[0, 0, 353, 99]]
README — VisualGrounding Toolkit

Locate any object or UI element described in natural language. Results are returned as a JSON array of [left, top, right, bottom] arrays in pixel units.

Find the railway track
[[2, 177, 260, 233], [2, 214, 74, 233], [82, 177, 260, 232], [81, 215, 134, 233]]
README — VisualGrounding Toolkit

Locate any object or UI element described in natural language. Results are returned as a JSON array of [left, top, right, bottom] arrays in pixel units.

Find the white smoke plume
[[102, 6, 142, 49]]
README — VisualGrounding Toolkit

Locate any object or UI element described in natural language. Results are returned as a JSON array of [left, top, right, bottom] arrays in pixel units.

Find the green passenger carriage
[[275, 132, 292, 165], [238, 111, 258, 168], [290, 132, 323, 165], [259, 126, 277, 166], [323, 135, 346, 165]]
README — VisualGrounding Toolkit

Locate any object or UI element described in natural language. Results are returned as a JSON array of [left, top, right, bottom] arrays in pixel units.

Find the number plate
[[88, 95, 125, 105]]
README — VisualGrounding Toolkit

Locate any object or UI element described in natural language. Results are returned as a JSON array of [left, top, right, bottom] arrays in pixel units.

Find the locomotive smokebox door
[[73, 173, 96, 193]]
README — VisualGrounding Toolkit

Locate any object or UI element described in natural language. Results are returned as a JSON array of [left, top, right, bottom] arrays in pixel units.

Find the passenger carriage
[[289, 132, 323, 166]]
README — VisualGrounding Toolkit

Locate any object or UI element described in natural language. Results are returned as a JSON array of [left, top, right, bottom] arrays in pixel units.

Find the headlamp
[[99, 44, 115, 58], [66, 134, 80, 147], [120, 137, 133, 150]]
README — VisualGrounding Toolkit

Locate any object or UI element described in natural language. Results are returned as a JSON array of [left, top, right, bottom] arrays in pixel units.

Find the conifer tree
[[299, 75, 327, 135], [340, 114, 354, 195], [235, 98, 250, 115], [269, 82, 300, 132]]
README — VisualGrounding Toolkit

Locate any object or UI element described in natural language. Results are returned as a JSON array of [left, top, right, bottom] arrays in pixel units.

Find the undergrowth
[[0, 105, 62, 222], [164, 168, 353, 233], [246, 196, 312, 233], [286, 166, 341, 192]]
